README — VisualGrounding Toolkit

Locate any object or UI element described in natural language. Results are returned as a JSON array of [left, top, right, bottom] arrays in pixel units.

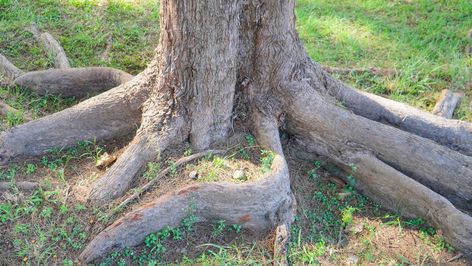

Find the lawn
[[0, 0, 471, 265]]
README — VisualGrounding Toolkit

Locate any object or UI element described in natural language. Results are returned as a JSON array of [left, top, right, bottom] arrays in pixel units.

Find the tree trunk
[[0, 0, 471, 262]]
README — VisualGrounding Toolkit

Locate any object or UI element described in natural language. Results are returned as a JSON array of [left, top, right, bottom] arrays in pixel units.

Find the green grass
[[0, 0, 159, 73], [297, 0, 472, 118]]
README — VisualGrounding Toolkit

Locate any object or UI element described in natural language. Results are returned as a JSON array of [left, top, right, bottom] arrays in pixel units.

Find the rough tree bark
[[0, 0, 471, 262]]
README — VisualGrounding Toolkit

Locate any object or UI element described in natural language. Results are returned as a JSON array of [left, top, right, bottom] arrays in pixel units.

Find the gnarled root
[[88, 116, 185, 205], [284, 83, 472, 257], [0, 79, 147, 165], [346, 152, 472, 256], [284, 83, 472, 211], [38, 32, 71, 69], [3, 28, 134, 98], [310, 63, 472, 156], [79, 115, 296, 263], [29, 25, 70, 69], [14, 67, 133, 98]]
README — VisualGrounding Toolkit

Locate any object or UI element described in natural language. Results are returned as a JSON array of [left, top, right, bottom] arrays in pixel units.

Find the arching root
[[3, 27, 134, 98], [0, 79, 147, 165], [79, 115, 296, 263], [284, 83, 472, 257], [88, 117, 185, 205], [311, 63, 472, 156], [14, 67, 133, 98], [36, 32, 71, 69], [113, 149, 225, 214], [284, 83, 472, 211]]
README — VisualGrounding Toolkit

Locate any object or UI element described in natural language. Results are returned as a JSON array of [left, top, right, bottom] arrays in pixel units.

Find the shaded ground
[[1, 0, 471, 265]]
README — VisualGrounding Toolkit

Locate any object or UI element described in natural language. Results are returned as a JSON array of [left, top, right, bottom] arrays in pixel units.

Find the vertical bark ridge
[[159, 0, 241, 150]]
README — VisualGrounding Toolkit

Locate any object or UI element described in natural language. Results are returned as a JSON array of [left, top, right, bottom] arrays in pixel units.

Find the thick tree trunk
[[0, 0, 471, 262]]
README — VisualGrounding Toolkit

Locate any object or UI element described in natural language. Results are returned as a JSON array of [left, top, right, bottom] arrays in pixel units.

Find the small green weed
[[143, 161, 161, 180], [211, 219, 226, 238], [24, 163, 37, 175], [260, 150, 275, 173]]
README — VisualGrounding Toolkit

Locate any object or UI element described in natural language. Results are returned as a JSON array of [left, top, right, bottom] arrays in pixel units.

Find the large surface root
[[310, 63, 472, 156], [79, 115, 295, 263], [284, 83, 472, 257], [300, 148, 472, 257], [88, 117, 185, 205], [0, 80, 146, 165], [14, 67, 133, 98], [37, 32, 71, 69], [283, 83, 472, 211], [348, 152, 472, 257]]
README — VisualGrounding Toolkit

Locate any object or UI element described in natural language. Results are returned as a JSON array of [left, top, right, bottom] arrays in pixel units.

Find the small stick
[[447, 253, 463, 263], [113, 149, 224, 213], [432, 89, 462, 119]]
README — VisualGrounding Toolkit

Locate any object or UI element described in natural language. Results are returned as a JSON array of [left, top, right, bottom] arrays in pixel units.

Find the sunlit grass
[[296, 0, 472, 117]]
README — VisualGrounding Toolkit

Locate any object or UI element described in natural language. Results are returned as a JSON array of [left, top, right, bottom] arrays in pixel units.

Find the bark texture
[[14, 67, 133, 98], [432, 89, 462, 119], [0, 0, 471, 262], [38, 32, 71, 69]]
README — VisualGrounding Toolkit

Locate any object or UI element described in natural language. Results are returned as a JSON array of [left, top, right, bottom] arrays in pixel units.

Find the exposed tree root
[[39, 32, 70, 68], [283, 79, 472, 257], [432, 89, 462, 119], [2, 27, 134, 98], [296, 142, 472, 256], [0, 54, 24, 85], [2, 0, 471, 262], [113, 149, 225, 214], [314, 67, 472, 156], [0, 80, 147, 165], [0, 181, 39, 191], [14, 67, 133, 98], [283, 83, 472, 211], [273, 223, 290, 266], [350, 152, 472, 256], [88, 116, 185, 205], [30, 28, 71, 69], [79, 115, 295, 263]]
